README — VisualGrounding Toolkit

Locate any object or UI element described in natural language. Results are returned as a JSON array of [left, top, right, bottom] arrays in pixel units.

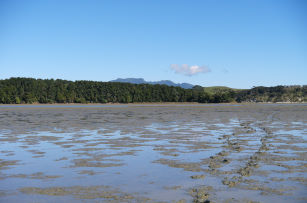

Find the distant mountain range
[[110, 78, 194, 89]]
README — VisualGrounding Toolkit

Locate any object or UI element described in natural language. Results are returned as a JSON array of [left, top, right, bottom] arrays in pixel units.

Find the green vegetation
[[0, 78, 305, 104], [236, 85, 307, 103], [202, 86, 240, 103]]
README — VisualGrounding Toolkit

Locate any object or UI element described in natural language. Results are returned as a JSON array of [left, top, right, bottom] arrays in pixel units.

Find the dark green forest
[[0, 78, 306, 104]]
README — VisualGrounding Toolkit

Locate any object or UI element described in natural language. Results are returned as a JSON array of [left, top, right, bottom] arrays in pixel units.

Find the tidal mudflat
[[0, 104, 306, 202]]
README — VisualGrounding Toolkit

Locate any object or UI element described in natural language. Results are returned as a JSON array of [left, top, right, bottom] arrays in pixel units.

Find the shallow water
[[0, 104, 306, 202]]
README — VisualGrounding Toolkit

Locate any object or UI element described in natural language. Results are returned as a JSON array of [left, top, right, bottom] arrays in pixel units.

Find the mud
[[0, 104, 306, 202], [189, 186, 212, 203], [19, 185, 140, 201]]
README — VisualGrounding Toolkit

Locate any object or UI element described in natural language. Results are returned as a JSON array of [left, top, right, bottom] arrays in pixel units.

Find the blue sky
[[0, 0, 306, 88]]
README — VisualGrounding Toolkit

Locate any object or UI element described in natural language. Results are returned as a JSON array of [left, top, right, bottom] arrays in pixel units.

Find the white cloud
[[170, 64, 211, 76]]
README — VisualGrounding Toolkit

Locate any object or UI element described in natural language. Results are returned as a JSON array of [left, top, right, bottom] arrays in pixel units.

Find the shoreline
[[0, 102, 306, 107], [1, 100, 307, 104]]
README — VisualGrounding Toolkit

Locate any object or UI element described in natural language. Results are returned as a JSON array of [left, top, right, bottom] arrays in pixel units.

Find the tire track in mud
[[193, 119, 275, 202], [207, 122, 252, 174], [189, 120, 255, 202], [222, 120, 273, 187]]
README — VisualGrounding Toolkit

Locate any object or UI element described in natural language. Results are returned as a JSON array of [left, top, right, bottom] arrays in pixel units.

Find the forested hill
[[0, 78, 205, 104], [0, 78, 306, 104]]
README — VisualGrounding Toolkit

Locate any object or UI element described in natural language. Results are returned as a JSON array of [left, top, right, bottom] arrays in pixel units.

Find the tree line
[[236, 85, 307, 103], [0, 78, 305, 104]]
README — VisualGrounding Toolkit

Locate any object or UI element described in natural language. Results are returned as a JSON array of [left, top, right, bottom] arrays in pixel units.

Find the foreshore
[[0, 104, 306, 202], [0, 102, 305, 106]]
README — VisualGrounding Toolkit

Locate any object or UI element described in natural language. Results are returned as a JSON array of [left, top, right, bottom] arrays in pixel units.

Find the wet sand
[[0, 104, 306, 202]]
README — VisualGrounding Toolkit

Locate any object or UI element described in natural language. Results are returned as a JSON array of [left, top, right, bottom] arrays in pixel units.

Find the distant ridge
[[110, 78, 194, 89]]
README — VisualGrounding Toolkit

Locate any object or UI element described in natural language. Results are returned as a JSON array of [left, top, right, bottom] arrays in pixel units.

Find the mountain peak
[[110, 78, 194, 89]]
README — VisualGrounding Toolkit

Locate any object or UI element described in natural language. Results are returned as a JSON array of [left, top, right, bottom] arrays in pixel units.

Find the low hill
[[203, 86, 242, 94]]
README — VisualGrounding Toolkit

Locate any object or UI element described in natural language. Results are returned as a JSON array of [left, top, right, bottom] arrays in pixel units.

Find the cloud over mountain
[[170, 64, 211, 76]]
